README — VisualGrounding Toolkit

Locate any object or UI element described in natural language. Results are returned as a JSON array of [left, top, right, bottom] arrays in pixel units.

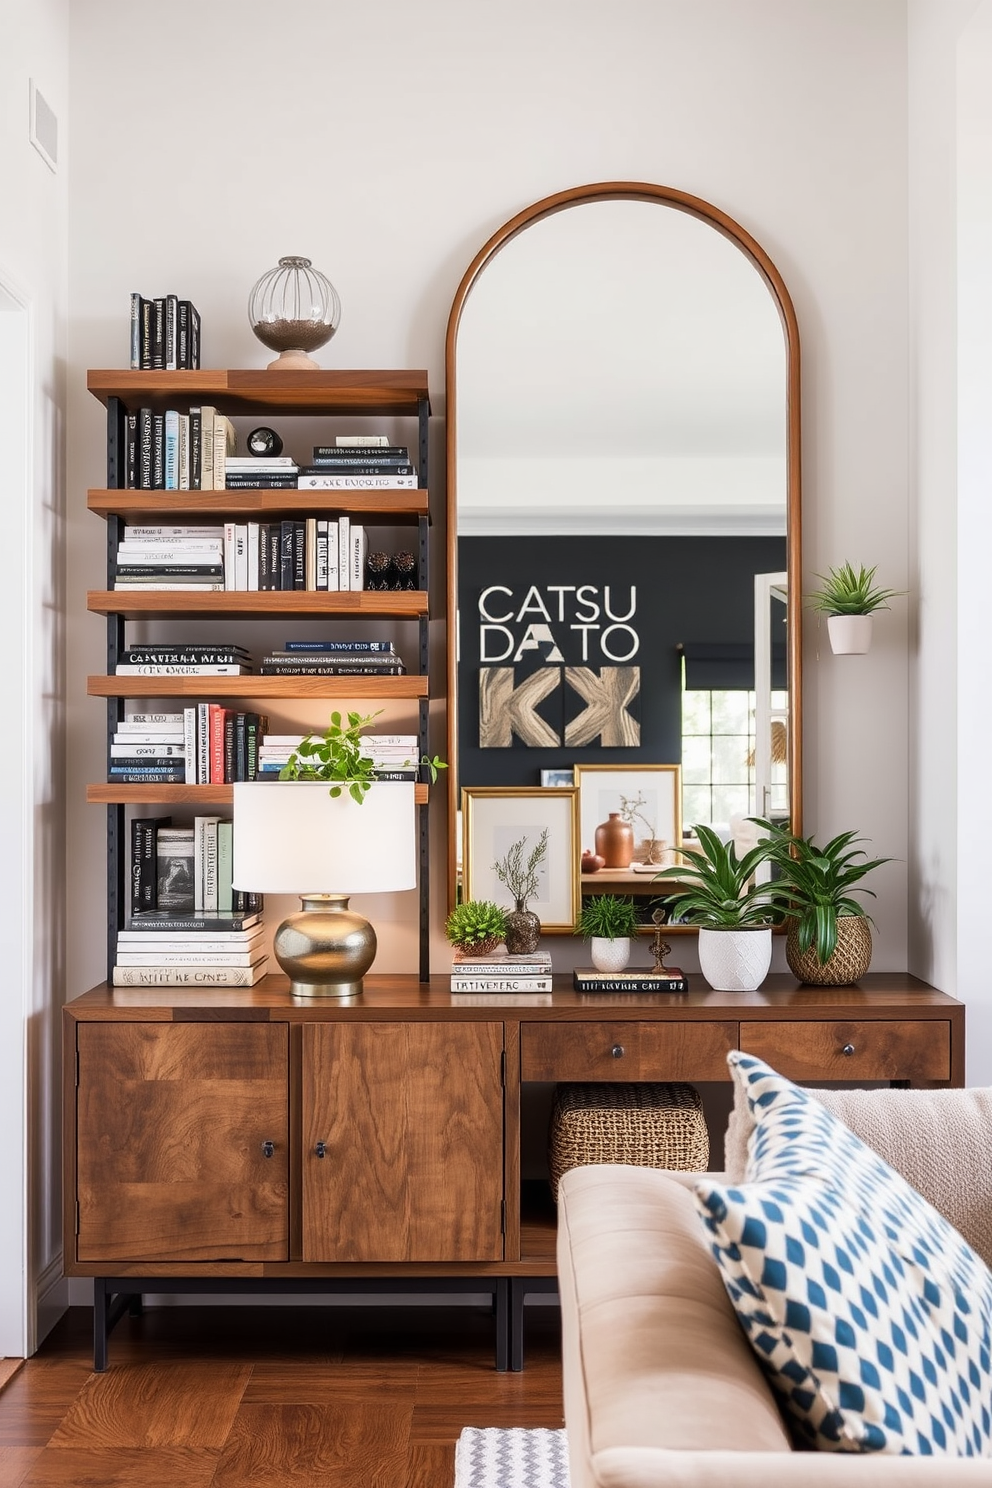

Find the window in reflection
[[681, 688, 788, 836]]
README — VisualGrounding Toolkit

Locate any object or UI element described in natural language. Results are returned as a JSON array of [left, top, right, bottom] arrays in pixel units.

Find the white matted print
[[462, 787, 578, 932], [574, 764, 682, 860]]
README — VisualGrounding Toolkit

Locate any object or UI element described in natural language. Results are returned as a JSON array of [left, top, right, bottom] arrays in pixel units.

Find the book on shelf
[[312, 444, 409, 461], [298, 473, 419, 489], [300, 462, 416, 476], [113, 663, 251, 675], [123, 526, 225, 540], [130, 292, 200, 372], [450, 951, 553, 974], [223, 474, 299, 489], [126, 909, 262, 932], [117, 923, 263, 945], [115, 948, 262, 967], [129, 814, 171, 917], [450, 976, 554, 993], [193, 815, 221, 912], [115, 727, 185, 743], [155, 829, 196, 911], [116, 546, 225, 563], [109, 768, 187, 783], [111, 960, 269, 988], [571, 967, 689, 993], [282, 640, 397, 653], [350, 525, 367, 590], [258, 662, 407, 675], [112, 582, 227, 591], [333, 435, 391, 447], [450, 992, 554, 1006], [217, 819, 234, 911], [122, 711, 184, 724], [110, 743, 185, 758], [259, 650, 402, 666], [119, 646, 249, 664]]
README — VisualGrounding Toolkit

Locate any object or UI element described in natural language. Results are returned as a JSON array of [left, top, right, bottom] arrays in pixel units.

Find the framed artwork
[[461, 786, 579, 932], [540, 768, 574, 788], [573, 764, 682, 861]]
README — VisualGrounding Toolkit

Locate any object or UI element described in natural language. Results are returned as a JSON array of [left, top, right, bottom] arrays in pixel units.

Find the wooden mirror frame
[[444, 181, 802, 916]]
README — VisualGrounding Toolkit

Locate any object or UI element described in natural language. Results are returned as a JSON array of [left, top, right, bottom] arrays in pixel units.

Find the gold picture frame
[[461, 786, 579, 933]]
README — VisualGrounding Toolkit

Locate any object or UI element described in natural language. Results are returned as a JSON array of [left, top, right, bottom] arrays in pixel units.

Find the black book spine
[[279, 521, 294, 590], [572, 976, 690, 994], [258, 523, 271, 590], [114, 565, 225, 578], [223, 713, 236, 784], [140, 298, 153, 369], [301, 462, 415, 476], [177, 300, 190, 369], [222, 475, 299, 489], [151, 413, 165, 489], [129, 293, 141, 370], [312, 445, 408, 459], [190, 304, 201, 369], [234, 712, 247, 782], [151, 298, 165, 370], [293, 521, 306, 590], [165, 293, 178, 371], [189, 408, 202, 489], [268, 525, 280, 589], [245, 712, 263, 780], [139, 408, 153, 489], [125, 412, 139, 489]]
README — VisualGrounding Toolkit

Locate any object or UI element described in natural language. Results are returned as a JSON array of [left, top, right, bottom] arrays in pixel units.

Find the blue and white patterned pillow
[[694, 1052, 992, 1456]]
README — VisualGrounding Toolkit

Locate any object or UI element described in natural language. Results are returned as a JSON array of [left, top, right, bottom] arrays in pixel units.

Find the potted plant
[[278, 708, 446, 795], [752, 817, 891, 985], [652, 824, 779, 991], [574, 894, 641, 973], [805, 561, 903, 655], [492, 828, 548, 955], [444, 900, 509, 959]]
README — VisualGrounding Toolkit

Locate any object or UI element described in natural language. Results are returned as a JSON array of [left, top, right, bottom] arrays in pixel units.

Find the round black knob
[[611, 1044, 625, 1059], [842, 1043, 855, 1057], [315, 1141, 327, 1159], [261, 1140, 275, 1158]]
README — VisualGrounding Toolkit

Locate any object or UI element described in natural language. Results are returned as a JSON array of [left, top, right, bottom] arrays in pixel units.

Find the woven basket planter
[[785, 914, 873, 985], [549, 1081, 709, 1200]]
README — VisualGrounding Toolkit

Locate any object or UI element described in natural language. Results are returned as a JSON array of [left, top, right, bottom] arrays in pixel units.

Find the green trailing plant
[[652, 823, 779, 928], [750, 817, 892, 965], [278, 708, 446, 804], [575, 894, 640, 941], [492, 828, 549, 908], [805, 562, 903, 616], [445, 900, 508, 955]]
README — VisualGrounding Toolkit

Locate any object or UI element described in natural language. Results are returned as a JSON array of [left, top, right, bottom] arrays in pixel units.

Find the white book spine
[[449, 977, 554, 992], [338, 516, 350, 591], [178, 414, 190, 490], [298, 474, 418, 489], [164, 410, 180, 490], [124, 526, 225, 539], [115, 950, 263, 967], [247, 522, 260, 592], [325, 521, 340, 590], [111, 963, 269, 986], [203, 818, 219, 913], [183, 707, 198, 784], [110, 743, 185, 757], [234, 524, 248, 591], [200, 407, 216, 490], [351, 525, 367, 590], [315, 520, 328, 591]]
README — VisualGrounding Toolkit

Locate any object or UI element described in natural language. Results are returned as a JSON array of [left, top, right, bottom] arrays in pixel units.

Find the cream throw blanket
[[724, 1081, 992, 1269]]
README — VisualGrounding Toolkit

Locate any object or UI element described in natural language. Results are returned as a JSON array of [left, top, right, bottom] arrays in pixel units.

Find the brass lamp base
[[272, 893, 376, 998]]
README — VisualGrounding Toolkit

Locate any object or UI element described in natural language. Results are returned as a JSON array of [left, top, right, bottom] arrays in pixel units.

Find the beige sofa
[[557, 1087, 992, 1486]]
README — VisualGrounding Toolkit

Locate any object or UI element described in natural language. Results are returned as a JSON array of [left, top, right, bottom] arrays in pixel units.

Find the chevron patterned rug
[[454, 1427, 570, 1488]]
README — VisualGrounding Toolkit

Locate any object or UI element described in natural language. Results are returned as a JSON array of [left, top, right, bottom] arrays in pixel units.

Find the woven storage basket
[[549, 1082, 709, 1200], [785, 914, 872, 985]]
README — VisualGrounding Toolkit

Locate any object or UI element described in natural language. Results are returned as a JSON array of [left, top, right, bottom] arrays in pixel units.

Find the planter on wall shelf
[[827, 614, 873, 655]]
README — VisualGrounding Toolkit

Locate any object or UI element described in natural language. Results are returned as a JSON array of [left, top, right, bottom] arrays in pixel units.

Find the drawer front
[[520, 1021, 736, 1082], [740, 1020, 951, 1083]]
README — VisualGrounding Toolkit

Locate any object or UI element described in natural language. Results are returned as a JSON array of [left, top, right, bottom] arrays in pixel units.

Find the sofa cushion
[[557, 1164, 792, 1488], [723, 1078, 992, 1270], [695, 1053, 992, 1456]]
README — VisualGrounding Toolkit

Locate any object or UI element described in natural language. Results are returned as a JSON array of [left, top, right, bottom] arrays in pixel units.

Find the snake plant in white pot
[[653, 825, 779, 991]]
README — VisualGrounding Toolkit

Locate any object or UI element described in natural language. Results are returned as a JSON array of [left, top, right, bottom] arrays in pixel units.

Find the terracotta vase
[[595, 813, 634, 869], [505, 900, 541, 955]]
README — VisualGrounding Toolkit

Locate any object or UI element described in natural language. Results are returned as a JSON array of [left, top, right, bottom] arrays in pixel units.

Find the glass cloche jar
[[248, 256, 341, 370]]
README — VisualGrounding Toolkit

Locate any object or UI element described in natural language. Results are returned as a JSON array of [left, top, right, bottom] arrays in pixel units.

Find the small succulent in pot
[[574, 894, 641, 942], [445, 900, 508, 958]]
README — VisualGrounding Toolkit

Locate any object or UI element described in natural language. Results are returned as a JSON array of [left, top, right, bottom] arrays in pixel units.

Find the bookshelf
[[86, 369, 433, 980]]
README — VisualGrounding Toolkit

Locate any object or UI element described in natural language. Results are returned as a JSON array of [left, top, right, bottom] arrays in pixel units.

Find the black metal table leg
[[93, 1278, 109, 1372], [494, 1279, 510, 1371], [510, 1277, 526, 1371]]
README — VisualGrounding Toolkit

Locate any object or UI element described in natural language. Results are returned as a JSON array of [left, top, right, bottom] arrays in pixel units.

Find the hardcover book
[[571, 967, 689, 993]]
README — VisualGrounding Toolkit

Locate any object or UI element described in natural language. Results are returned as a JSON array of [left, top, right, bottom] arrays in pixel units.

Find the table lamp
[[232, 780, 416, 997]]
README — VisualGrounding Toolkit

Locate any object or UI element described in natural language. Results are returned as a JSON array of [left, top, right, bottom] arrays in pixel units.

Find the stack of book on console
[[112, 909, 268, 988], [572, 963, 689, 994], [450, 950, 553, 995], [113, 526, 227, 590], [297, 437, 418, 490], [258, 641, 406, 677]]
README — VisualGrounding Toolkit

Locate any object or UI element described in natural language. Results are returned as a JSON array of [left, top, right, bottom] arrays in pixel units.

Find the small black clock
[[246, 425, 284, 458]]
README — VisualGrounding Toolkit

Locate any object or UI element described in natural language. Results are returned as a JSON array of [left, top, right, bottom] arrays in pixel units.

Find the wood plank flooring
[[0, 1303, 563, 1487]]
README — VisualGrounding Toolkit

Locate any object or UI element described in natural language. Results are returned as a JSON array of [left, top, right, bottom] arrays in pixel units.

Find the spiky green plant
[[445, 900, 508, 955], [805, 562, 903, 616], [750, 817, 892, 965], [575, 895, 640, 941], [652, 823, 778, 927], [278, 708, 446, 803]]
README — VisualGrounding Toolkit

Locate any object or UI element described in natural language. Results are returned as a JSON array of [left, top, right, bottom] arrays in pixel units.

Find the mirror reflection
[[446, 186, 801, 918]]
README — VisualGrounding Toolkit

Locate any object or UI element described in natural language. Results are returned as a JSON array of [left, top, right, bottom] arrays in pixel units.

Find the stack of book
[[450, 951, 553, 994], [113, 644, 252, 675], [112, 908, 268, 988], [124, 408, 235, 491], [129, 292, 201, 371], [129, 816, 261, 918], [258, 641, 405, 678], [224, 456, 299, 490], [112, 527, 227, 591], [571, 964, 689, 994], [257, 728, 418, 779], [296, 436, 418, 490], [219, 517, 368, 591], [112, 715, 186, 786]]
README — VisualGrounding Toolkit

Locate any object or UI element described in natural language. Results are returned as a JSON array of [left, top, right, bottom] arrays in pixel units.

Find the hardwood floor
[[0, 1302, 564, 1487]]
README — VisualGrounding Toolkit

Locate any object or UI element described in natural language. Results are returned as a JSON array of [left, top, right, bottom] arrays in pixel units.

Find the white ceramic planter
[[697, 926, 772, 992], [590, 936, 632, 973], [827, 614, 873, 655]]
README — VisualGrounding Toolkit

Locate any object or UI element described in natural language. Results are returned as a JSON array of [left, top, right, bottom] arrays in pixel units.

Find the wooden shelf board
[[88, 674, 428, 699], [86, 590, 427, 618], [86, 369, 430, 416], [88, 489, 429, 519], [87, 782, 429, 805]]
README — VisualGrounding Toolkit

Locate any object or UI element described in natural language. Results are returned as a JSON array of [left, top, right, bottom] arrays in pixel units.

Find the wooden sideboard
[[63, 973, 964, 1368]]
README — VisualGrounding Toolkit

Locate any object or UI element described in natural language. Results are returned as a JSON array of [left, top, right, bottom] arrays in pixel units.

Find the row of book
[[113, 908, 268, 989], [129, 292, 201, 371], [110, 703, 269, 784], [231, 446, 419, 491], [130, 815, 262, 918], [110, 523, 418, 594], [258, 731, 420, 779], [122, 407, 234, 490]]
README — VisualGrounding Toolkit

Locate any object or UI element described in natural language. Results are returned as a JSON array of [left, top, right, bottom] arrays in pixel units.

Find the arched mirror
[[445, 182, 801, 925]]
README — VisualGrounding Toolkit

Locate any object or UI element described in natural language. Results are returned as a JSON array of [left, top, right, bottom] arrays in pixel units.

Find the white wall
[[66, 0, 914, 991], [0, 0, 70, 1353]]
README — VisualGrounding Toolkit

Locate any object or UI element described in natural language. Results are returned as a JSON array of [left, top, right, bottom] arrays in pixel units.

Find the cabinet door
[[76, 1022, 289, 1262], [303, 1022, 504, 1262]]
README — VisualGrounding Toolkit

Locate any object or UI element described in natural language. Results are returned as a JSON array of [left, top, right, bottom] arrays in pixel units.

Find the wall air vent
[[29, 80, 57, 172]]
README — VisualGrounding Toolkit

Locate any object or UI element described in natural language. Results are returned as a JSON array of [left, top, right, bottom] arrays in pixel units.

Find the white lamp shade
[[232, 781, 416, 895]]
